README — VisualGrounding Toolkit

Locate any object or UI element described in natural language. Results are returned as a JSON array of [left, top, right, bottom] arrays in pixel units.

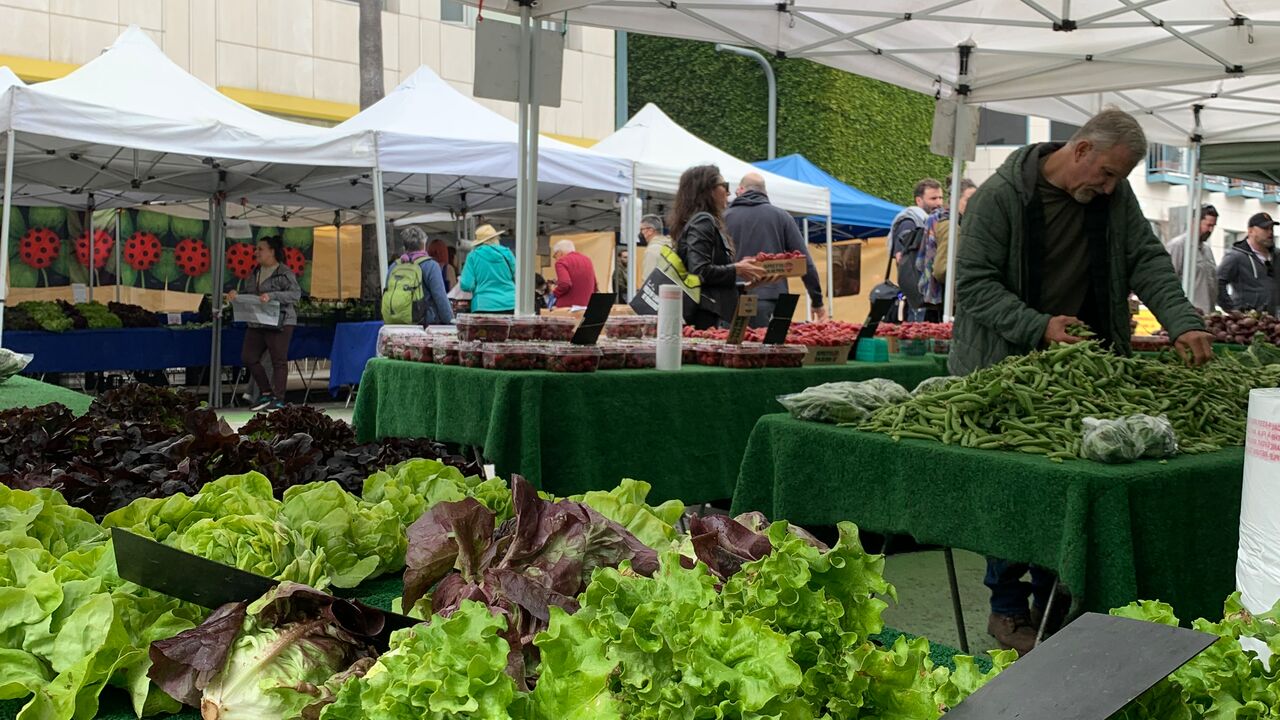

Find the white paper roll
[[1237, 388, 1280, 663], [656, 284, 682, 371]]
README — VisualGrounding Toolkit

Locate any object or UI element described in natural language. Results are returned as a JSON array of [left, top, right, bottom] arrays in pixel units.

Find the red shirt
[[552, 251, 598, 307]]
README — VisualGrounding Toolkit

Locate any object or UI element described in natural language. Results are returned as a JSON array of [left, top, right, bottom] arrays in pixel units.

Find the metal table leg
[[944, 547, 970, 653]]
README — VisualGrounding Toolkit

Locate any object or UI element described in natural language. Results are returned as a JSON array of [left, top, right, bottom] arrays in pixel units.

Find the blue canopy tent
[[753, 154, 902, 241]]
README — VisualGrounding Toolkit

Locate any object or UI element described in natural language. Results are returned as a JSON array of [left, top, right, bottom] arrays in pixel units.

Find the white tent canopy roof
[[0, 26, 374, 210], [593, 103, 829, 216], [317, 65, 631, 217], [471, 1, 1280, 147]]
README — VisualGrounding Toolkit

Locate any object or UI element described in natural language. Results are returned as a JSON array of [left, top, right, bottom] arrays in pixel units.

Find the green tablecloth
[[353, 356, 943, 503], [0, 376, 91, 414], [733, 414, 1244, 621]]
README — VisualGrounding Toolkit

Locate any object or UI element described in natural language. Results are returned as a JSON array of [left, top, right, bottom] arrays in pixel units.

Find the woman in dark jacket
[[668, 164, 766, 328], [226, 235, 302, 410]]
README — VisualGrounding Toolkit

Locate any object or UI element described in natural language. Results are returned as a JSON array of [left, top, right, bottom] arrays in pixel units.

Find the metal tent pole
[[208, 176, 227, 408], [334, 210, 343, 300], [715, 44, 776, 159], [514, 2, 537, 317], [372, 141, 389, 291], [0, 129, 14, 340], [825, 214, 834, 316], [114, 209, 121, 303], [802, 217, 811, 318], [1182, 105, 1204, 300], [942, 46, 974, 323], [86, 193, 95, 302]]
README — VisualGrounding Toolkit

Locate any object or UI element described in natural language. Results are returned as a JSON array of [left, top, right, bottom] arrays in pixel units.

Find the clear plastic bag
[[1081, 414, 1178, 463], [0, 349, 33, 384], [778, 379, 910, 424], [913, 375, 961, 396]]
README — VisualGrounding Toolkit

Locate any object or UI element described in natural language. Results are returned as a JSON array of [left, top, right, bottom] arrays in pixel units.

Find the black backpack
[[892, 216, 928, 311]]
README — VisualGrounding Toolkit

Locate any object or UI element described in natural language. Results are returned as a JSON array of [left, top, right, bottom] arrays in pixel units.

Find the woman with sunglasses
[[668, 165, 767, 328]]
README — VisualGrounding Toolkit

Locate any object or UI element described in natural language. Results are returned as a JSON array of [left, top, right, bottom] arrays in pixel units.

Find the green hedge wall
[[626, 35, 953, 206]]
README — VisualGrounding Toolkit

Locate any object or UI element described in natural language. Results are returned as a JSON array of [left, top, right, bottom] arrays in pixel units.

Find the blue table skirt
[[4, 325, 336, 374], [328, 321, 382, 394]]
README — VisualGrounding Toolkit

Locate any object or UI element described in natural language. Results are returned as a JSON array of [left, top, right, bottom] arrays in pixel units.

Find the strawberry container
[[507, 317, 543, 342], [604, 316, 647, 339], [540, 316, 578, 342], [377, 325, 428, 359], [931, 338, 951, 355], [598, 342, 628, 370], [901, 339, 929, 356], [624, 342, 657, 369], [545, 344, 602, 373], [694, 344, 723, 367], [459, 341, 484, 368], [766, 344, 806, 368], [720, 344, 770, 369], [482, 342, 545, 371], [456, 314, 512, 342], [403, 334, 435, 363], [433, 339, 462, 366]]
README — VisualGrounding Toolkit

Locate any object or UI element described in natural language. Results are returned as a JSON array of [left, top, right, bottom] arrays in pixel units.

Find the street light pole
[[714, 44, 776, 159]]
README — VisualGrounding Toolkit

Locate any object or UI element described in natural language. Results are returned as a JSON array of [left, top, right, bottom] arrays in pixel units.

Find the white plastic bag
[[0, 348, 33, 384]]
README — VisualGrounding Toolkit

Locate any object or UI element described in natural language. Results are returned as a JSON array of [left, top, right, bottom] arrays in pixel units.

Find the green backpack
[[381, 259, 427, 325]]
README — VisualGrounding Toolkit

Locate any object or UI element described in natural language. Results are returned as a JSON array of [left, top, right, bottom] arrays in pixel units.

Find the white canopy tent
[[0, 27, 382, 404], [465, 0, 1280, 320], [594, 102, 832, 309]]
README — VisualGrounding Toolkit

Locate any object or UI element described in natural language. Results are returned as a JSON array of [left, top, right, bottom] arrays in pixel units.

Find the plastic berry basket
[[403, 334, 435, 363], [624, 343, 657, 369], [766, 344, 806, 368], [545, 344, 602, 373], [433, 339, 462, 366], [539, 316, 578, 342], [597, 342, 628, 370], [507, 317, 542, 342], [694, 344, 723, 367], [377, 325, 426, 359], [458, 341, 484, 368], [456, 314, 512, 342], [482, 343, 545, 371], [604, 316, 646, 340], [720, 344, 770, 369]]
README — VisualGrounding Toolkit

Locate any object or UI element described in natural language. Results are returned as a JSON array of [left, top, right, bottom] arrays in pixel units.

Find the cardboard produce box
[[802, 344, 852, 365], [758, 257, 808, 278]]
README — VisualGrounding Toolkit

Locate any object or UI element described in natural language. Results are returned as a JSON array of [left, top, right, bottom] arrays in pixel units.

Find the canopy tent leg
[[372, 146, 389, 291], [623, 174, 640, 301], [1182, 105, 1205, 301], [514, 3, 539, 317], [942, 45, 973, 323], [208, 183, 226, 408], [114, 209, 122, 303], [334, 210, 343, 301], [825, 214, 833, 318], [0, 129, 14, 340], [86, 193, 95, 303], [802, 218, 811, 318]]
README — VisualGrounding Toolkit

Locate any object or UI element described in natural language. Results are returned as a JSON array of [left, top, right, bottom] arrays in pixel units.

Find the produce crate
[[802, 344, 851, 365], [757, 257, 808, 278]]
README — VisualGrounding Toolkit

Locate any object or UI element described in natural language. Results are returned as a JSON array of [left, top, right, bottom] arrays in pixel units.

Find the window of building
[[441, 0, 467, 23], [976, 108, 1026, 146], [1049, 121, 1081, 143]]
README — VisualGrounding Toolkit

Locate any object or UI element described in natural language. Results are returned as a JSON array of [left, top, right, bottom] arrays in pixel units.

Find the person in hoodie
[[725, 172, 827, 327], [1217, 212, 1278, 313], [386, 226, 453, 325], [951, 107, 1213, 656]]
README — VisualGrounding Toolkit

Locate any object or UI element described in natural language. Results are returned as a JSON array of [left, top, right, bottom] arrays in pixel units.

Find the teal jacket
[[950, 143, 1203, 375], [459, 243, 516, 312]]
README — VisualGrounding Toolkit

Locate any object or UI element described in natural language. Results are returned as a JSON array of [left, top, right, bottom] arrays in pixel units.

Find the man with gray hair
[[550, 237, 598, 308], [638, 214, 673, 281], [725, 171, 827, 326], [950, 107, 1213, 655]]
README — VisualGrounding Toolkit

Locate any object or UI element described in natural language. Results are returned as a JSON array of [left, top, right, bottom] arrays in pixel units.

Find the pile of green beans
[[860, 341, 1280, 460]]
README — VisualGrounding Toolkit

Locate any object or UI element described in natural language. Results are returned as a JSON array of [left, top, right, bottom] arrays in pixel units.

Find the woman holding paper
[[226, 235, 302, 411], [669, 165, 766, 329]]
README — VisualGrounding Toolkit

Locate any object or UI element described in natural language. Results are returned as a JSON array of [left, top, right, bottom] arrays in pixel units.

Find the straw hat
[[466, 224, 504, 249]]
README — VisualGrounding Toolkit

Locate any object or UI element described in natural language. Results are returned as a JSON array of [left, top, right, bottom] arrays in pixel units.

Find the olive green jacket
[[949, 143, 1203, 375]]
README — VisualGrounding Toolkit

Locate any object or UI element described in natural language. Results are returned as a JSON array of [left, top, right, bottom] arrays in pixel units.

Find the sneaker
[[988, 613, 1038, 656], [250, 395, 275, 412], [270, 399, 288, 410]]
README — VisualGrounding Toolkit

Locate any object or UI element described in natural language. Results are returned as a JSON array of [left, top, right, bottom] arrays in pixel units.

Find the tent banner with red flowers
[[5, 206, 313, 296]]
